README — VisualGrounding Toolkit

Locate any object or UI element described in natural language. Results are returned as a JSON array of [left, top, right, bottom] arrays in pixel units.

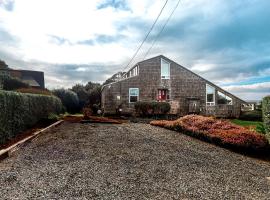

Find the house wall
[[102, 56, 243, 118]]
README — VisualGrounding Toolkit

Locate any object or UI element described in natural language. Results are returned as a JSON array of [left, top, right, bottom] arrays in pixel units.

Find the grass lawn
[[230, 119, 265, 134]]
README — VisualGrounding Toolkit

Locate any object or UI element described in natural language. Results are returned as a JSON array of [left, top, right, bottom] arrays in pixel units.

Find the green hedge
[[262, 96, 270, 137], [239, 110, 262, 121], [134, 101, 171, 117], [52, 88, 80, 113], [0, 91, 63, 145], [0, 74, 29, 90]]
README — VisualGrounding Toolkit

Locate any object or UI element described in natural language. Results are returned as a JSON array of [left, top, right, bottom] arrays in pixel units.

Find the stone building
[[101, 55, 245, 118]]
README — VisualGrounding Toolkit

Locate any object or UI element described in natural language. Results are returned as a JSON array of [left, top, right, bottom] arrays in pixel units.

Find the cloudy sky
[[0, 0, 269, 100]]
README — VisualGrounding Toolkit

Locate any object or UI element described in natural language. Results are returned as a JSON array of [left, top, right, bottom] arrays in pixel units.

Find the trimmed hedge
[[0, 74, 29, 90], [240, 110, 262, 121], [0, 91, 63, 144], [262, 96, 270, 137], [150, 115, 269, 151], [134, 101, 171, 117]]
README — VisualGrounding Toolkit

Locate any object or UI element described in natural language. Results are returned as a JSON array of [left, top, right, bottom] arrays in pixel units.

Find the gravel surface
[[0, 122, 270, 199]]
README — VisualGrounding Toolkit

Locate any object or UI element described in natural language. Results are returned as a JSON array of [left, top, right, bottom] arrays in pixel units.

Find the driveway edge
[[0, 120, 64, 160]]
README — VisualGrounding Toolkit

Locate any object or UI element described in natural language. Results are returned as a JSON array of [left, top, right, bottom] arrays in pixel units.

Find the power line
[[122, 0, 169, 72], [143, 0, 181, 60]]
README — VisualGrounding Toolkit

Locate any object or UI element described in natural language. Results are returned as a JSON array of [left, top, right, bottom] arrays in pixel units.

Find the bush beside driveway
[[0, 122, 270, 199]]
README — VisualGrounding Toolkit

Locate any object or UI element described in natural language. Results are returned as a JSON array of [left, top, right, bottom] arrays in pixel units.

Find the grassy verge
[[230, 119, 265, 134]]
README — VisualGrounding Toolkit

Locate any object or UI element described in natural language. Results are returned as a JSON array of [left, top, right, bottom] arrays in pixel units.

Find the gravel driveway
[[0, 122, 270, 199]]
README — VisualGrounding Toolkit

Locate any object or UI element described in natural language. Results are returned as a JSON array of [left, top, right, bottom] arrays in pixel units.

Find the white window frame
[[226, 95, 233, 105], [129, 88, 139, 103], [206, 84, 215, 106], [161, 58, 170, 79]]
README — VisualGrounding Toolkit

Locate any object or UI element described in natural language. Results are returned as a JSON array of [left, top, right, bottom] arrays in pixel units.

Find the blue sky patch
[[97, 0, 130, 11]]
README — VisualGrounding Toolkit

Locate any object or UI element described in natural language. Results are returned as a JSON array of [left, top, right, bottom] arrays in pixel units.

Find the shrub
[[48, 113, 60, 121], [0, 75, 29, 90], [52, 88, 80, 113], [71, 82, 102, 111], [262, 96, 270, 136], [150, 115, 269, 150], [0, 91, 63, 144], [16, 87, 53, 96], [134, 101, 171, 117], [240, 110, 262, 121], [83, 107, 93, 119], [71, 84, 89, 110]]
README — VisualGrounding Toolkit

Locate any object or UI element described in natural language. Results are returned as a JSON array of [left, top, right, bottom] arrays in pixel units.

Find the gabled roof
[[139, 55, 246, 103], [103, 55, 247, 103]]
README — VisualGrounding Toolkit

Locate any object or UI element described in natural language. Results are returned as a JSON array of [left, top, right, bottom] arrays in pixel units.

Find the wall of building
[[102, 56, 243, 118]]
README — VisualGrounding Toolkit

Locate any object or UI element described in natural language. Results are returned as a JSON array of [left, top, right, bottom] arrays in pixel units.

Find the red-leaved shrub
[[150, 115, 269, 150]]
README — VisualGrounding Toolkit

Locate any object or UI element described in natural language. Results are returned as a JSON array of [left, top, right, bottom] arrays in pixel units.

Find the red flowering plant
[[150, 115, 269, 150]]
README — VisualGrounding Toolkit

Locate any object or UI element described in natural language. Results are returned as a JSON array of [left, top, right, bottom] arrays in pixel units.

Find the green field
[[230, 119, 265, 134]]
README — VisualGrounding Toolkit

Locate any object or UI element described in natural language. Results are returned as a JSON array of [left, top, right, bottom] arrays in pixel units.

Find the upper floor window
[[206, 84, 215, 106], [129, 88, 139, 103], [133, 65, 139, 76], [217, 91, 226, 104], [218, 91, 233, 105], [226, 96, 233, 105], [161, 59, 170, 79], [124, 65, 139, 79]]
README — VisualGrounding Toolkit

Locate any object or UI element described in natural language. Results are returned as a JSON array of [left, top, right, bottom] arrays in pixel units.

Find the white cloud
[[0, 0, 269, 101], [0, 0, 165, 64], [223, 82, 270, 100]]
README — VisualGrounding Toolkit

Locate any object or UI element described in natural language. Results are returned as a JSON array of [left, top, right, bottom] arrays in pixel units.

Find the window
[[133, 66, 139, 76], [129, 88, 139, 103], [217, 91, 227, 104], [206, 84, 215, 106], [161, 59, 170, 79], [124, 66, 139, 79], [217, 91, 233, 105], [226, 96, 232, 105]]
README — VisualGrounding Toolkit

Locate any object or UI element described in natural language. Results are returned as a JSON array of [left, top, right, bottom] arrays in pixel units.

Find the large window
[[217, 91, 227, 104], [129, 88, 139, 103], [206, 84, 215, 106], [161, 59, 170, 79], [217, 91, 233, 105], [226, 96, 233, 105]]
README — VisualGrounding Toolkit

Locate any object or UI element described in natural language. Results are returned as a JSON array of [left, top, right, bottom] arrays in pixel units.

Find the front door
[[188, 100, 200, 114], [158, 89, 168, 101]]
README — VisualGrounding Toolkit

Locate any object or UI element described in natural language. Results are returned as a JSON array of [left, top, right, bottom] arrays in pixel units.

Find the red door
[[158, 89, 167, 101]]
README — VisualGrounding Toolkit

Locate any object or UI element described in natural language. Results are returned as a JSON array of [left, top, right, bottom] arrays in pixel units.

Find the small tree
[[0, 59, 8, 69], [262, 96, 270, 140], [52, 88, 79, 113], [71, 84, 89, 110], [71, 82, 102, 113]]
